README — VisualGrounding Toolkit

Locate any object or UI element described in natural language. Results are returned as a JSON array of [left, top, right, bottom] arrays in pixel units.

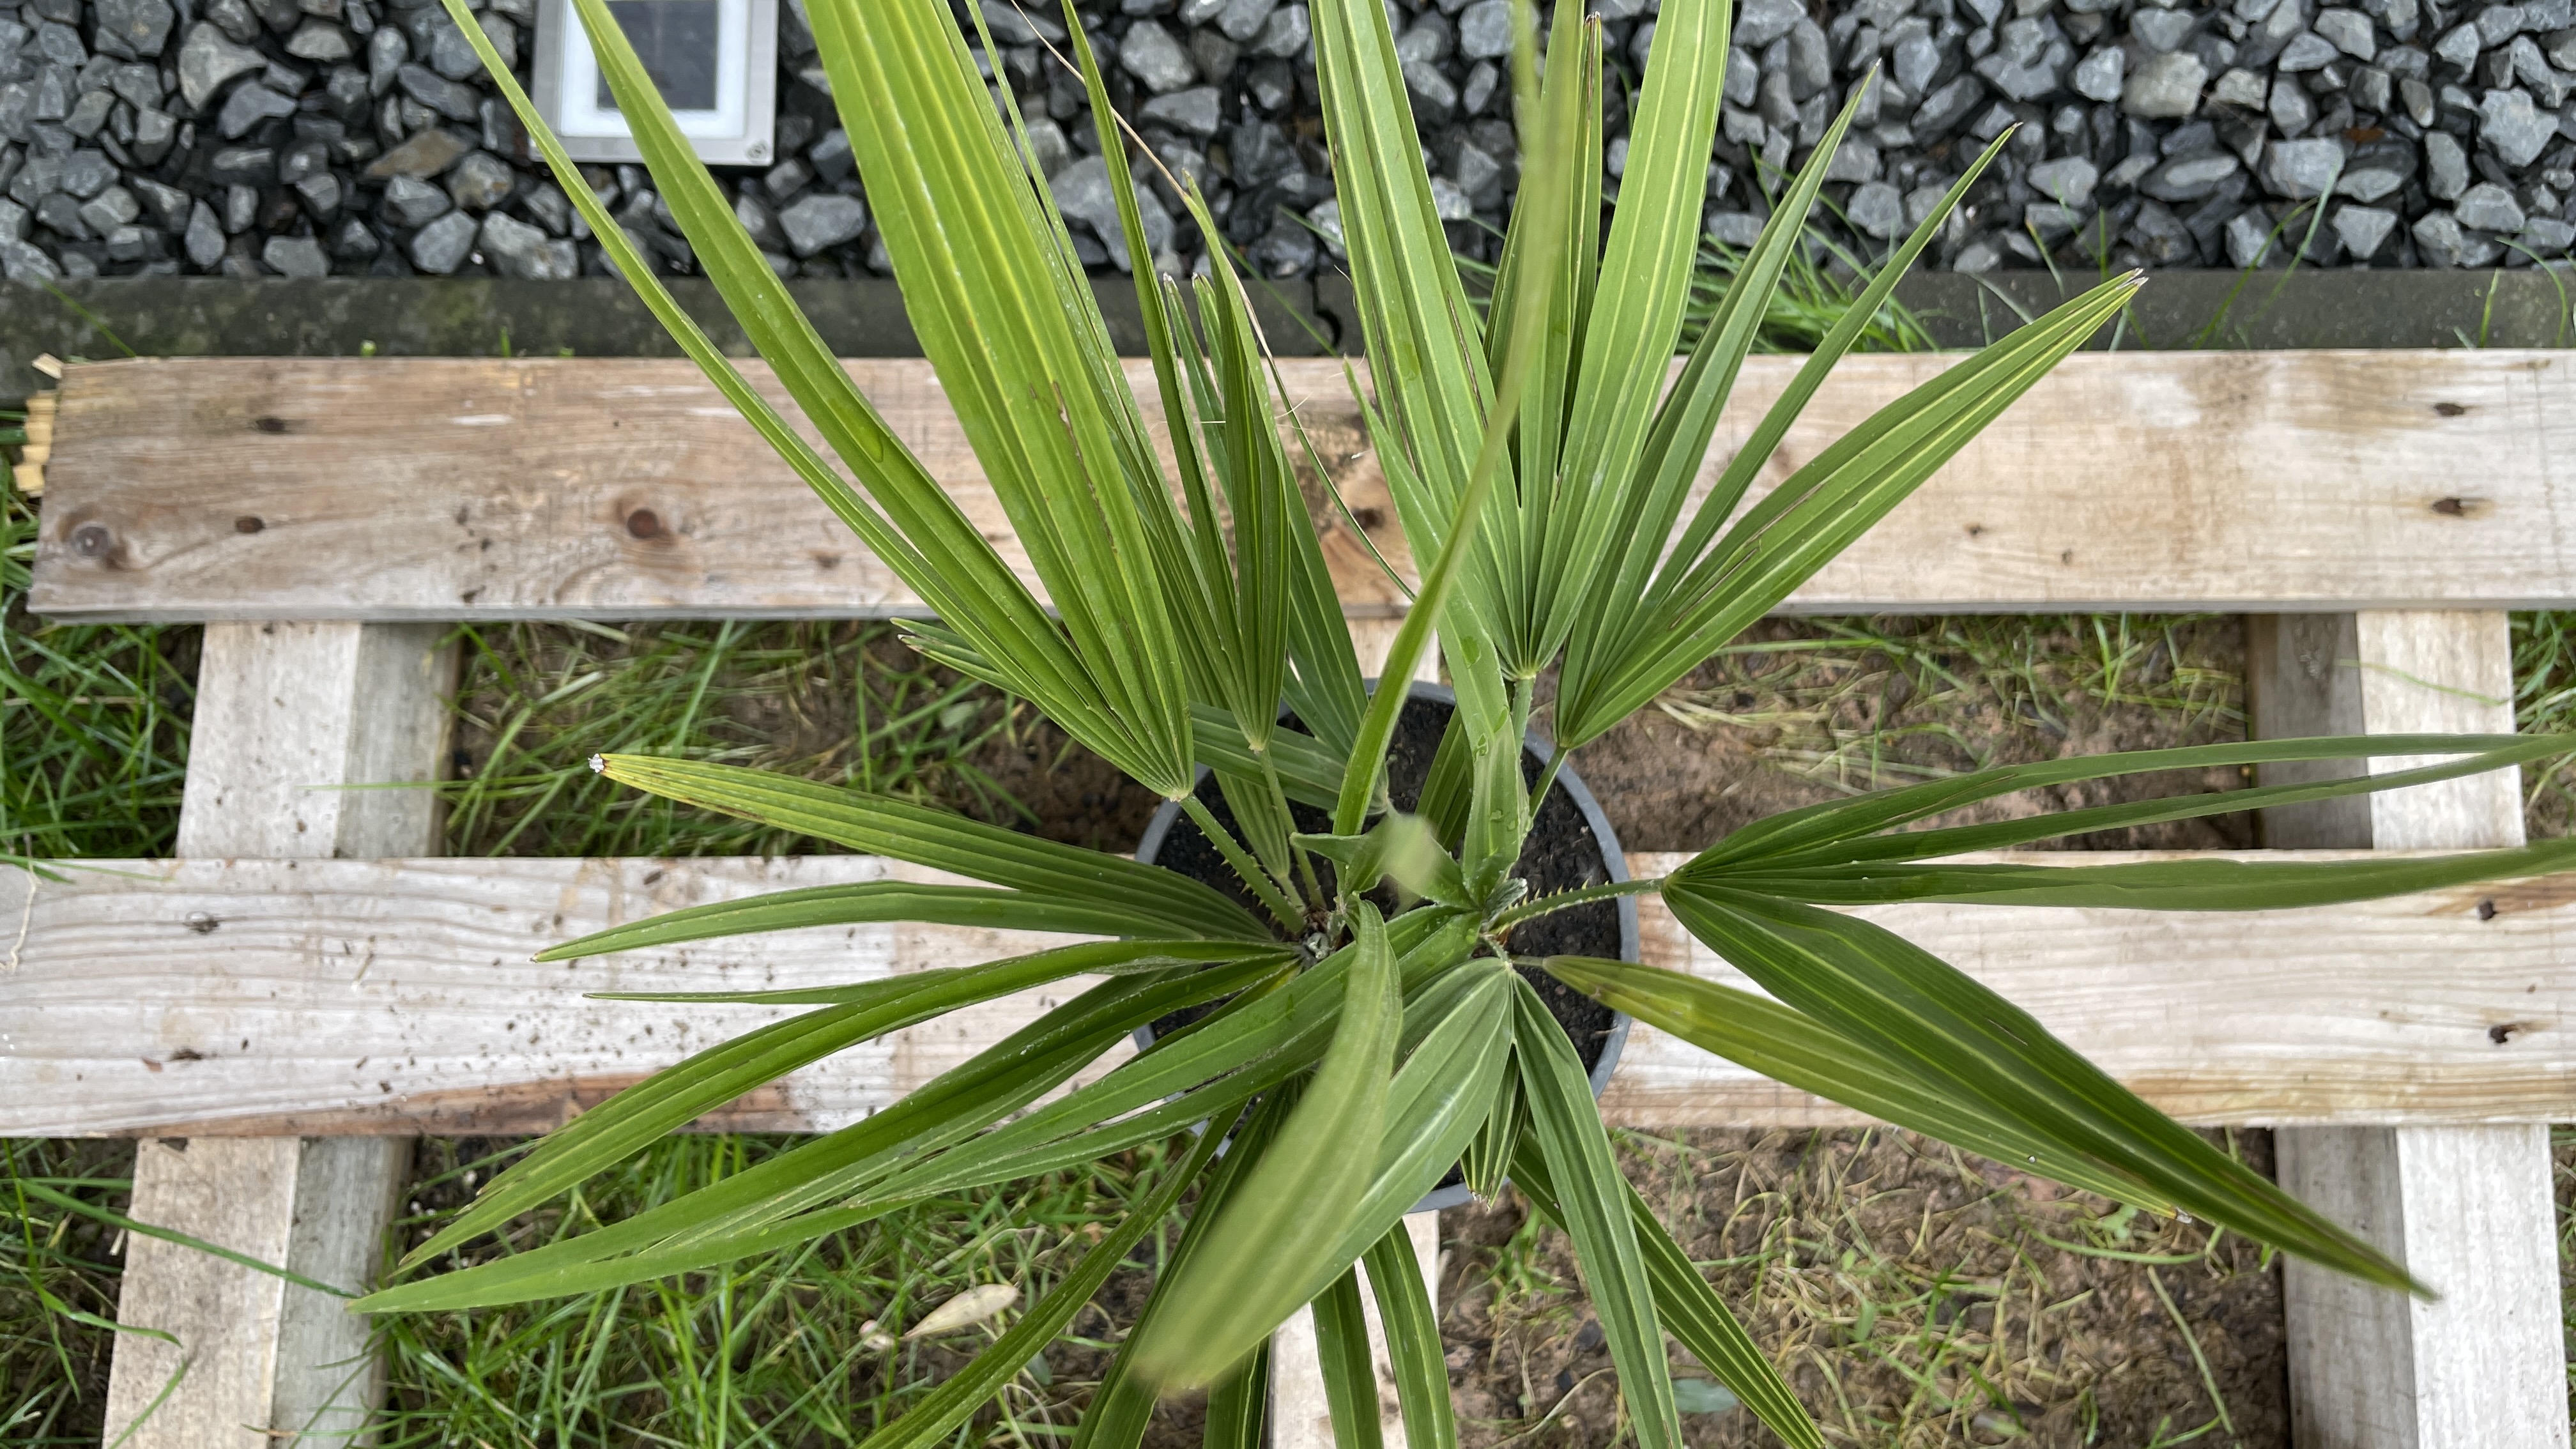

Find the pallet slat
[[6, 848, 2570, 1137], [100, 622, 454, 1449], [29, 350, 2576, 622], [2258, 611, 2567, 1448]]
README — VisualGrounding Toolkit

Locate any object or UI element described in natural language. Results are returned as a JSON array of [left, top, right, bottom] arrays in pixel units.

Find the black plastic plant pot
[[1131, 683, 1637, 1213]]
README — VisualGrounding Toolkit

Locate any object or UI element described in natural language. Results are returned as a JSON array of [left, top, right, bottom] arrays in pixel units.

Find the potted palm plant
[[356, 0, 2576, 1443]]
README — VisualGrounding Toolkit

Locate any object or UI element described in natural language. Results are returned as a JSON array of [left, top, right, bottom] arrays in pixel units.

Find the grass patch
[[441, 618, 1031, 857], [2557, 1127, 2576, 1422], [1682, 237, 1940, 355], [2517, 612, 2576, 841], [1, 1140, 137, 1448], [376, 1135, 1193, 1449], [1655, 614, 2245, 797]]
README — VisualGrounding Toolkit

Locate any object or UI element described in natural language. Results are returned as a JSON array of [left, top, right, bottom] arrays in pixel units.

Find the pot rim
[[1130, 680, 1637, 1214]]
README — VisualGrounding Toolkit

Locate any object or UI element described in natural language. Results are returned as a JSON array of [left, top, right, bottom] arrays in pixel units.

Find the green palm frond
[[406, 1, 2576, 1445]]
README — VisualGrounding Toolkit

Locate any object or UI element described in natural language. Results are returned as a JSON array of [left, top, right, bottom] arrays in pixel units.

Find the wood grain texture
[[273, 1136, 408, 1444], [31, 350, 2576, 623], [104, 1138, 303, 1439], [2245, 615, 2371, 848], [172, 623, 454, 860], [2262, 611, 2566, 1449], [7, 848, 2572, 1138], [2356, 611, 2522, 850], [101, 622, 454, 1449]]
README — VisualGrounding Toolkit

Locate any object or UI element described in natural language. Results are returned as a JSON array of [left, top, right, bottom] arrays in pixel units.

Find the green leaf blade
[[592, 755, 1265, 940], [363, 963, 1269, 1311], [852, 1108, 1241, 1449], [1510, 977, 1680, 1449], [811, 0, 1198, 795], [1708, 840, 2576, 911], [1530, 0, 1735, 664], [452, 0, 1168, 797], [1311, 1269, 1388, 1449], [1128, 902, 1406, 1389], [534, 883, 1220, 962], [1364, 1221, 1457, 1449], [1660, 884, 2421, 1294], [1542, 955, 2171, 1209], [1557, 273, 2142, 749], [1691, 733, 2575, 873], [1508, 1138, 1820, 1449]]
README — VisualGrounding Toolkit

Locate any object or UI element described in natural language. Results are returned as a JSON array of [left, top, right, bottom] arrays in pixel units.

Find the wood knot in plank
[[62, 517, 133, 569]]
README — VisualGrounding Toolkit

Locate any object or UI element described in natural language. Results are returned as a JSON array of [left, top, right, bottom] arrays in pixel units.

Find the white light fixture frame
[[531, 0, 779, 165]]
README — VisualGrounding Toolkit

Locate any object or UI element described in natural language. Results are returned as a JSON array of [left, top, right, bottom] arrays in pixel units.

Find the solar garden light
[[531, 0, 779, 164]]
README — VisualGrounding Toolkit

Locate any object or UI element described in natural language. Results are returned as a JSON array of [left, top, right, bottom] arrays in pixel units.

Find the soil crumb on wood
[[1441, 1128, 2287, 1449]]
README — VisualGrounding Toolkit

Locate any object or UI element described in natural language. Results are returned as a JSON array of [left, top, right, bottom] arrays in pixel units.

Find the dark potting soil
[[1139, 690, 1620, 1075]]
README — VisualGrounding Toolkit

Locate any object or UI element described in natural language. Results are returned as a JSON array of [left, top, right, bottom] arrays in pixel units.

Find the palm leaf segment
[[410, 0, 2576, 1446]]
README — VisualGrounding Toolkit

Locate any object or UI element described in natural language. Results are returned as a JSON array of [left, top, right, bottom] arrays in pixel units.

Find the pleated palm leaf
[[358, 0, 2576, 1443]]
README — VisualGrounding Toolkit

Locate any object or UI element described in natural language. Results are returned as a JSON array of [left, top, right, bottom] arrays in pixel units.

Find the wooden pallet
[[13, 351, 2575, 1448]]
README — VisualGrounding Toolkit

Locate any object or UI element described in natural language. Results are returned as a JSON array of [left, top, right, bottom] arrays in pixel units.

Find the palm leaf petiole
[[1255, 747, 1331, 902], [1492, 875, 1666, 933], [1180, 793, 1312, 931]]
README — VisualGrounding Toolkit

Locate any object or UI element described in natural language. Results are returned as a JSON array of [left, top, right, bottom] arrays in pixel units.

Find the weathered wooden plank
[[105, 1138, 303, 1437], [1616, 842, 2576, 1128], [31, 355, 1404, 622], [100, 623, 455, 1449], [31, 350, 2576, 622], [6, 847, 2570, 1138], [2256, 611, 2568, 1449]]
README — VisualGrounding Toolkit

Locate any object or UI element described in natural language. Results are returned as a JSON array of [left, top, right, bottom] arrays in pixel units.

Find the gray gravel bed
[[1, 0, 2570, 284]]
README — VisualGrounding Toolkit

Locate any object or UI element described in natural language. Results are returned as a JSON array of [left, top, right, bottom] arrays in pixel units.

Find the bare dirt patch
[[1441, 1129, 2286, 1449], [1568, 615, 2253, 855]]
